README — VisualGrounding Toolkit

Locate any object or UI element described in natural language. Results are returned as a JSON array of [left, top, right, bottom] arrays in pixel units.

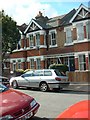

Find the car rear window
[[54, 70, 66, 76]]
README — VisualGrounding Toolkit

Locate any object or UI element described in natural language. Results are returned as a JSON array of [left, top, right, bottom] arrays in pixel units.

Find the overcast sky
[[0, 0, 88, 25]]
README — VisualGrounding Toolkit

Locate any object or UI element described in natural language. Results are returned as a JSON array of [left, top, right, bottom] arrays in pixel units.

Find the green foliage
[[15, 69, 24, 76], [49, 64, 69, 73], [24, 69, 31, 73], [2, 10, 20, 58]]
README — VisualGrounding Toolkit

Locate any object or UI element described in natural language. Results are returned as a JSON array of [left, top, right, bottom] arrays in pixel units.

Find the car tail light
[[55, 77, 61, 81]]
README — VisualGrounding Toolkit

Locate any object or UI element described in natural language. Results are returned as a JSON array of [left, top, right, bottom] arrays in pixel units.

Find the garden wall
[[68, 71, 90, 83]]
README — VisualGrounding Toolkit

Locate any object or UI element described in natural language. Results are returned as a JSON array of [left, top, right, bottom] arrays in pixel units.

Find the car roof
[[26, 69, 55, 73]]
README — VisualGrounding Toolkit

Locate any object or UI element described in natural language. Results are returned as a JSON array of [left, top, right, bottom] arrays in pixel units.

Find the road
[[17, 88, 88, 120]]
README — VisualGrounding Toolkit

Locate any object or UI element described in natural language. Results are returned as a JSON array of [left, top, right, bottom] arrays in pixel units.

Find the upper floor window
[[50, 32, 56, 46], [36, 33, 40, 46], [29, 34, 34, 47], [77, 23, 84, 41], [86, 21, 90, 39], [66, 28, 72, 43], [79, 54, 86, 70]]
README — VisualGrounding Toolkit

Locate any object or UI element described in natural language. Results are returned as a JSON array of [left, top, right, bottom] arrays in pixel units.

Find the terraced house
[[10, 4, 90, 77]]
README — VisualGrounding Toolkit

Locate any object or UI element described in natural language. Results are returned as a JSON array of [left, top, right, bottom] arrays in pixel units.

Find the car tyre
[[12, 81, 18, 89], [39, 82, 49, 92]]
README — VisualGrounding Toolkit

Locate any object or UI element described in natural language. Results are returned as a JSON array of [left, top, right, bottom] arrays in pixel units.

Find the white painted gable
[[24, 19, 43, 34], [70, 4, 90, 23]]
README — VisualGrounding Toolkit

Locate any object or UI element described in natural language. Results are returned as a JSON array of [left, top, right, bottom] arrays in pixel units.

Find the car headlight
[[30, 100, 36, 108], [0, 115, 13, 120]]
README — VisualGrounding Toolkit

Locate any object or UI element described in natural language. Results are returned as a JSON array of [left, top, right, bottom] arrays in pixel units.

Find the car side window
[[44, 71, 52, 76], [33, 71, 44, 76]]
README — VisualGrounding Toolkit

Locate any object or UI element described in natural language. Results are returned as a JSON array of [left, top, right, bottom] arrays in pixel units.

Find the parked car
[[55, 100, 90, 119], [0, 83, 40, 119], [0, 76, 10, 87], [10, 69, 69, 92]]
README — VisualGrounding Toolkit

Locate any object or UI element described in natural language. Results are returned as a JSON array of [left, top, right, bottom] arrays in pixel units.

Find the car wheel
[[39, 82, 49, 92], [12, 81, 18, 89]]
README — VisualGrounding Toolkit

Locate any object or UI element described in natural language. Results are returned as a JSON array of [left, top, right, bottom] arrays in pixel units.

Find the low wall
[[68, 71, 90, 82]]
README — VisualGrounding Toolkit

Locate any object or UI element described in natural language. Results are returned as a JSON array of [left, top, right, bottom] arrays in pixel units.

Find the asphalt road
[[17, 88, 88, 120]]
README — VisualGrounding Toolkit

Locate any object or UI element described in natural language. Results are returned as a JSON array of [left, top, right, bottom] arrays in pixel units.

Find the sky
[[0, 0, 89, 25]]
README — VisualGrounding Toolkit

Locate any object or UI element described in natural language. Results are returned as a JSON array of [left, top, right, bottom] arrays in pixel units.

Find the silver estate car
[[10, 69, 70, 92]]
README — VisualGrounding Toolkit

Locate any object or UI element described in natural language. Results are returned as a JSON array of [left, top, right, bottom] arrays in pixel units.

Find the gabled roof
[[24, 19, 43, 34], [17, 23, 28, 34], [70, 4, 90, 23], [23, 4, 89, 34]]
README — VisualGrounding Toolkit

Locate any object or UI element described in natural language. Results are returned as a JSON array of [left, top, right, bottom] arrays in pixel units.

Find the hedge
[[49, 64, 69, 73]]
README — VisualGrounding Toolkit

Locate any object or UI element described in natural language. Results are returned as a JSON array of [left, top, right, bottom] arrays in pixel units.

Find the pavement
[[64, 82, 90, 92]]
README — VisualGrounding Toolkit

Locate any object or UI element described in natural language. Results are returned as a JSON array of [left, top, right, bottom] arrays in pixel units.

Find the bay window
[[77, 23, 84, 41], [36, 33, 40, 46], [29, 34, 34, 47], [30, 59, 34, 69]]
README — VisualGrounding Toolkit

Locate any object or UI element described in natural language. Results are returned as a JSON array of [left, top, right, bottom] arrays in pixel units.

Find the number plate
[[19, 111, 33, 120]]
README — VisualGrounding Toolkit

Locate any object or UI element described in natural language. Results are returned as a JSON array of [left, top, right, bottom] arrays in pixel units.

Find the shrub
[[49, 64, 69, 73], [15, 69, 24, 76], [24, 69, 31, 73]]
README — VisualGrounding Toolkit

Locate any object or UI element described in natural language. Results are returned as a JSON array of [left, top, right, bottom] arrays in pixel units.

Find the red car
[[56, 100, 90, 119], [0, 84, 40, 120]]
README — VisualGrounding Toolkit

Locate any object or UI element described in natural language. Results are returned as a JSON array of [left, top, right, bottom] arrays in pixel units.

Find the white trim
[[49, 44, 57, 48], [70, 4, 90, 23], [64, 25, 72, 32], [26, 30, 46, 36], [10, 58, 26, 63], [24, 19, 43, 34], [27, 56, 45, 62], [49, 29, 57, 35], [73, 38, 90, 44]]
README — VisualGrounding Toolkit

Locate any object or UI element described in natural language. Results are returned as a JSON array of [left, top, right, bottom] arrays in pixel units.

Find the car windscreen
[[0, 84, 8, 93]]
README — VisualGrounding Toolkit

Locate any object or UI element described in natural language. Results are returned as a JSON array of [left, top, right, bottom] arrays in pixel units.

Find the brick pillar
[[21, 39, 25, 48], [72, 28, 77, 40], [84, 26, 87, 38], [41, 61, 45, 69], [26, 38, 29, 48], [40, 35, 44, 45]]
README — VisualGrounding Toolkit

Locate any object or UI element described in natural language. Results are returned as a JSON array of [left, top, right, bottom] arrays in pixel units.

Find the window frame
[[29, 34, 34, 47], [36, 33, 40, 46], [66, 28, 72, 44], [30, 59, 34, 69], [77, 23, 84, 41], [78, 54, 86, 71]]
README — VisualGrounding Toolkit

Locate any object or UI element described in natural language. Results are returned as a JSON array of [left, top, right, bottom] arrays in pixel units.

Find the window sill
[[49, 44, 57, 48]]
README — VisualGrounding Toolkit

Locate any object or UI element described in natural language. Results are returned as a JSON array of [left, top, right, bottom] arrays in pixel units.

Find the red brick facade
[[10, 4, 90, 73]]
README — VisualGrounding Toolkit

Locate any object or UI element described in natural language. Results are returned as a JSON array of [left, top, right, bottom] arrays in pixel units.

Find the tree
[[2, 10, 20, 59]]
